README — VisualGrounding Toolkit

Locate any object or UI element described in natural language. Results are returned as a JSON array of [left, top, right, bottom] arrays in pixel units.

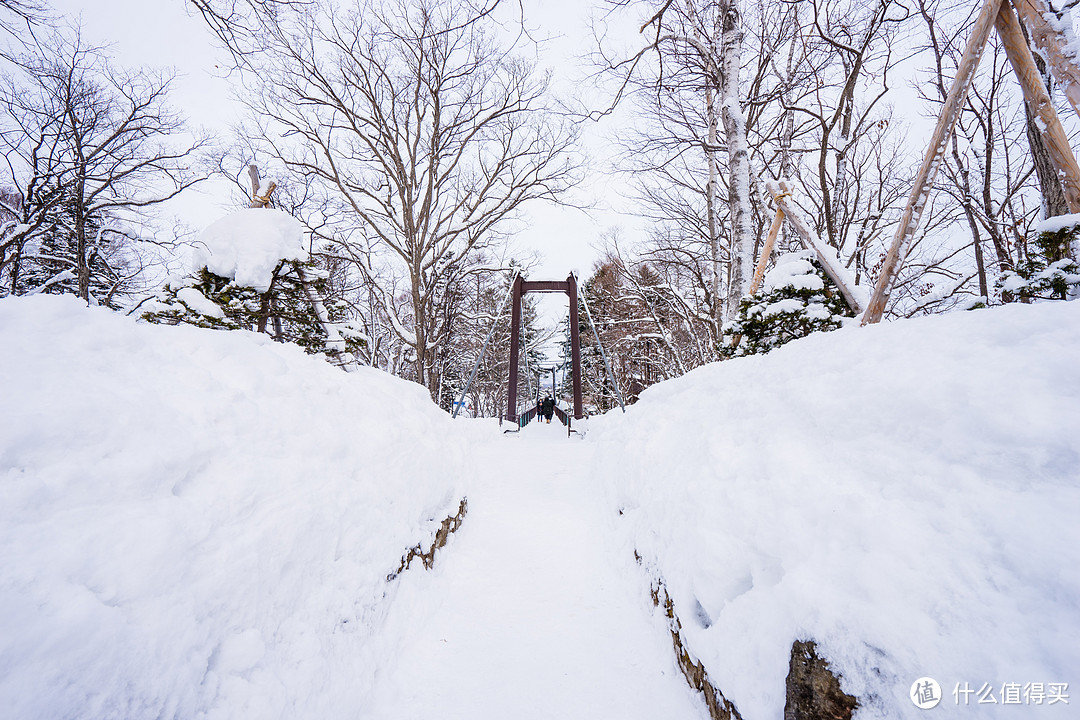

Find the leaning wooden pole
[[248, 164, 277, 208], [1010, 0, 1080, 120], [748, 202, 786, 296], [997, 0, 1080, 213], [861, 0, 1004, 324], [765, 180, 863, 312]]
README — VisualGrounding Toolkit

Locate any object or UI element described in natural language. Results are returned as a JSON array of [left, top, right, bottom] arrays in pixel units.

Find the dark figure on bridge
[[536, 398, 543, 420], [542, 396, 555, 424]]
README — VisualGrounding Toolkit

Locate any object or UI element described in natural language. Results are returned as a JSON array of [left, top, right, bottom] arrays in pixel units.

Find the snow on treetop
[[762, 250, 823, 293], [1035, 212, 1080, 234], [193, 208, 308, 292]]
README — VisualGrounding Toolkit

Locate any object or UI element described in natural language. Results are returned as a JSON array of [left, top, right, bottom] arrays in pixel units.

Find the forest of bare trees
[[2, 0, 1078, 415], [574, 0, 1080, 408]]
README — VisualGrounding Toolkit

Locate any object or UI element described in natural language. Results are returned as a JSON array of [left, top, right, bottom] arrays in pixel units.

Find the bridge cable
[[574, 272, 626, 413], [452, 270, 520, 418], [521, 310, 535, 413]]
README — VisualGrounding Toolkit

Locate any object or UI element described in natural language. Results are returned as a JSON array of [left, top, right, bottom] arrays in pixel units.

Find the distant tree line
[[2, 0, 1077, 416], [0, 6, 210, 307]]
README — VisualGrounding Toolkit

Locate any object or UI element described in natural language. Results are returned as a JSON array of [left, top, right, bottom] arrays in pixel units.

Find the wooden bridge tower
[[506, 275, 584, 421]]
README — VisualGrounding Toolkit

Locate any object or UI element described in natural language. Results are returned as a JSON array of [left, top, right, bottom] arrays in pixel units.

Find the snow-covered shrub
[[997, 216, 1080, 302], [723, 251, 854, 357], [141, 209, 364, 363]]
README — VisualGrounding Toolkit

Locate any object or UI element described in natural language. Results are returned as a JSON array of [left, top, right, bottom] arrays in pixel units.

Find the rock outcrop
[[783, 640, 858, 720]]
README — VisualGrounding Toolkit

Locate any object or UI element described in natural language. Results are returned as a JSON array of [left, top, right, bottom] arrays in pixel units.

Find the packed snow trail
[[362, 420, 709, 720]]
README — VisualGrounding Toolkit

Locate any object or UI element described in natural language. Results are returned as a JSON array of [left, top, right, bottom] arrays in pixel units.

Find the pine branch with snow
[[724, 251, 855, 357], [997, 220, 1080, 303], [141, 209, 365, 365]]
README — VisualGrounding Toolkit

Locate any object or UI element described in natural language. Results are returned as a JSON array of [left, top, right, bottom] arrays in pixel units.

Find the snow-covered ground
[[592, 301, 1080, 719], [361, 419, 708, 720], [0, 295, 467, 719], [1, 295, 1077, 719]]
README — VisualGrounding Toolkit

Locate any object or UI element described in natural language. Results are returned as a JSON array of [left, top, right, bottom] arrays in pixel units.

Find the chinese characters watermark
[[910, 678, 1069, 709], [911, 677, 943, 709]]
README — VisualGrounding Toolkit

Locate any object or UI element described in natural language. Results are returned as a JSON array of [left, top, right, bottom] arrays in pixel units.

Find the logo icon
[[911, 677, 942, 709]]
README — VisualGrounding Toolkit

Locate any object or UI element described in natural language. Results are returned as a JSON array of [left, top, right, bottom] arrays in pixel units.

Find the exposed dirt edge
[[641, 555, 857, 720], [388, 498, 468, 580], [642, 560, 744, 720], [783, 639, 858, 720]]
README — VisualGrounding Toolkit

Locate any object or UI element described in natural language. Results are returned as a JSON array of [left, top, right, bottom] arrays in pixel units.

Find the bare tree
[[595, 0, 753, 326], [0, 0, 46, 51], [0, 25, 211, 304], [911, 0, 1046, 311], [198, 0, 581, 397]]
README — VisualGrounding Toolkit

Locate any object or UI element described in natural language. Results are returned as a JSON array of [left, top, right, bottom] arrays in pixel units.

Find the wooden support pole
[[861, 0, 1004, 324], [765, 180, 863, 312], [1010, 0, 1080, 120], [567, 274, 584, 420], [996, 0, 1080, 213], [505, 276, 523, 421], [730, 197, 786, 351], [748, 202, 786, 296], [248, 164, 277, 208], [296, 266, 351, 368]]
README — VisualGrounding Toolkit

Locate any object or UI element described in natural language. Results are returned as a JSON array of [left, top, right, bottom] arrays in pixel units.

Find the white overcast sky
[[45, 0, 642, 297]]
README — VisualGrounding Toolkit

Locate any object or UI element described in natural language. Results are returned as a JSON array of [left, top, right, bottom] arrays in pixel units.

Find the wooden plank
[[1011, 0, 1080, 120], [861, 0, 1004, 324], [765, 180, 863, 312], [520, 280, 571, 293], [996, 0, 1080, 212], [748, 202, 786, 295]]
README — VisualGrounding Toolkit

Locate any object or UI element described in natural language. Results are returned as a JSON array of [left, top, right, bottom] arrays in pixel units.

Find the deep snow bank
[[593, 302, 1080, 719], [0, 295, 466, 719]]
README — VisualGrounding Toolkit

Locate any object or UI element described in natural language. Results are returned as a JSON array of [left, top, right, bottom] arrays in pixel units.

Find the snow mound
[[193, 208, 308, 291], [0, 295, 465, 720], [592, 302, 1080, 719], [762, 250, 824, 293]]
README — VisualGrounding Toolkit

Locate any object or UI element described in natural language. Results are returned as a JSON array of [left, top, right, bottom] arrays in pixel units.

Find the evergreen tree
[[142, 244, 364, 365], [13, 189, 135, 307], [723, 251, 854, 357], [997, 222, 1080, 303]]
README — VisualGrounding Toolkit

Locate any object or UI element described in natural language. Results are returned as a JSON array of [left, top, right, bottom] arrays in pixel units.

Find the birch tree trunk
[[704, 80, 723, 334], [719, 0, 753, 319]]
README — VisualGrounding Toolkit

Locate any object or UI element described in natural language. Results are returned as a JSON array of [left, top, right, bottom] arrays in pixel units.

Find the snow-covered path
[[363, 420, 708, 720]]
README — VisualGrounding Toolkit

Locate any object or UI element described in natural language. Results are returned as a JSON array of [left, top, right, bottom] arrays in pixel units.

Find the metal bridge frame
[[506, 275, 584, 421]]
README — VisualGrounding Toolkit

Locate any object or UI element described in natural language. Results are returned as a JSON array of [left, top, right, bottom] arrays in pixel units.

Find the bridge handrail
[[514, 404, 570, 430]]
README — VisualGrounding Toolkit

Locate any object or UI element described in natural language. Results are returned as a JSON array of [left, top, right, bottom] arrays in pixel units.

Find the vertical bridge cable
[[521, 311, 535, 415], [574, 273, 626, 413], [453, 270, 519, 419]]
